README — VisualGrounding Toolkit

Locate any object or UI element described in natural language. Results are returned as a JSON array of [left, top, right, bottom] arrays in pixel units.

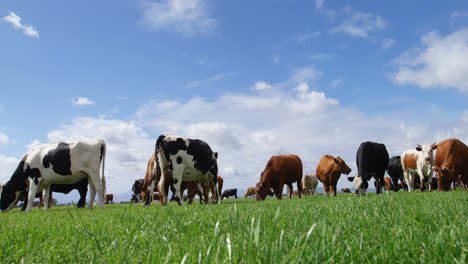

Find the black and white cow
[[131, 179, 144, 203], [21, 177, 88, 210], [348, 141, 389, 196], [386, 156, 405, 192], [150, 134, 218, 206], [0, 139, 106, 212]]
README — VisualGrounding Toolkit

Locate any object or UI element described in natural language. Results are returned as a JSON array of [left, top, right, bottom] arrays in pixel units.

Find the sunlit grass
[[0, 190, 466, 263]]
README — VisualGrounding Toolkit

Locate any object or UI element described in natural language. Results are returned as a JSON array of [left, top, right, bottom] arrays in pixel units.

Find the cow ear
[[432, 143, 437, 150], [214, 152, 218, 159], [334, 158, 338, 163], [347, 177, 354, 182], [416, 145, 422, 151]]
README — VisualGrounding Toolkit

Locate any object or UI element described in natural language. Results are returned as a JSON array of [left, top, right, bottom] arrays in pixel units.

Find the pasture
[[1, 191, 467, 263]]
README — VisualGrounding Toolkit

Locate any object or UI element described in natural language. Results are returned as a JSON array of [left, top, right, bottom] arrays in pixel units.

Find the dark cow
[[386, 156, 405, 192], [21, 178, 88, 210], [341, 188, 351, 193], [221, 188, 237, 199], [348, 141, 389, 196], [316, 155, 351, 196], [0, 139, 106, 212], [154, 134, 218, 205], [433, 138, 468, 191], [131, 178, 144, 203], [105, 194, 113, 204], [255, 155, 303, 200]]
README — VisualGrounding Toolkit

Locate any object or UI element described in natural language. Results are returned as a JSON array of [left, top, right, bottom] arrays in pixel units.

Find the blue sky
[[1, 0, 468, 196]]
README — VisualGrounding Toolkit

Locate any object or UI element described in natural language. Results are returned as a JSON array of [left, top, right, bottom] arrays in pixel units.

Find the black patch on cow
[[42, 143, 72, 176], [174, 178, 178, 184], [176, 156, 182, 164], [1, 161, 28, 211], [25, 165, 42, 185], [100, 144, 104, 162], [186, 139, 214, 174]]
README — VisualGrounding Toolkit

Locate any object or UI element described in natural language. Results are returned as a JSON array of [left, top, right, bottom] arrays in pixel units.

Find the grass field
[[1, 190, 467, 263]]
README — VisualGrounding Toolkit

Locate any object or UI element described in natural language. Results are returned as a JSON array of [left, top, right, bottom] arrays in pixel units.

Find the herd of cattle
[[0, 134, 467, 212]]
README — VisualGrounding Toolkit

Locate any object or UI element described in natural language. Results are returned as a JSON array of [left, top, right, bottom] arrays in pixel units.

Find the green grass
[[1, 190, 467, 263]]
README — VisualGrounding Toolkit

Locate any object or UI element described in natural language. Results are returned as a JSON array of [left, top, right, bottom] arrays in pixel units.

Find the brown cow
[[341, 188, 351, 193], [105, 194, 113, 204], [255, 155, 303, 200], [383, 177, 393, 191], [316, 155, 351, 196], [181, 175, 224, 204], [433, 138, 468, 191], [244, 187, 256, 198], [141, 154, 158, 205]]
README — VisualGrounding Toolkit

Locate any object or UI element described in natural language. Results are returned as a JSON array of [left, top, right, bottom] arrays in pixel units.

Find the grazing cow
[[222, 188, 237, 199], [256, 155, 303, 200], [141, 154, 158, 205], [386, 156, 405, 192], [341, 188, 351, 193], [401, 143, 437, 192], [154, 134, 218, 206], [302, 174, 318, 196], [316, 155, 351, 196], [181, 181, 208, 204], [105, 194, 114, 204], [244, 187, 256, 198], [131, 179, 144, 203], [348, 141, 389, 196], [433, 138, 468, 191], [383, 177, 393, 191], [21, 177, 88, 210], [0, 139, 106, 212]]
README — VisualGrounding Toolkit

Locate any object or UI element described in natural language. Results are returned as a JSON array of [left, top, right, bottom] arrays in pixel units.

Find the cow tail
[[101, 140, 107, 195], [157, 143, 169, 203]]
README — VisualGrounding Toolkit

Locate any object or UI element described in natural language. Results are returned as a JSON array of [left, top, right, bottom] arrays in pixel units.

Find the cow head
[[0, 183, 22, 212], [335, 157, 351, 175], [415, 143, 437, 165], [434, 166, 452, 191], [347, 174, 368, 196], [255, 182, 269, 201]]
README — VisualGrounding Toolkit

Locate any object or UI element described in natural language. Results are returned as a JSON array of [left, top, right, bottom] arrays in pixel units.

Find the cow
[[348, 141, 389, 196], [316, 155, 351, 196], [181, 181, 209, 204], [401, 143, 437, 192], [221, 188, 237, 199], [131, 179, 144, 203], [383, 177, 393, 191], [154, 134, 218, 206], [302, 174, 318, 196], [0, 139, 106, 212], [433, 138, 468, 191], [105, 194, 113, 204], [386, 156, 405, 192], [20, 177, 88, 210], [255, 155, 303, 200], [341, 188, 351, 193], [244, 187, 256, 198]]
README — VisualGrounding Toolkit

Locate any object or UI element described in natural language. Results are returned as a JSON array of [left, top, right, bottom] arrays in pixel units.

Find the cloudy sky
[[1, 0, 468, 195]]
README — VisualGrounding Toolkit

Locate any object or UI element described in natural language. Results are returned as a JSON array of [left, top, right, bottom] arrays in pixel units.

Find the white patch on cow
[[352, 174, 366, 196], [401, 143, 436, 191]]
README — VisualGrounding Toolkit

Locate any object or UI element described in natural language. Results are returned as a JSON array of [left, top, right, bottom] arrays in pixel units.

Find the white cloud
[[72, 97, 96, 106], [309, 53, 335, 60], [26, 139, 42, 150], [392, 28, 468, 93], [2, 12, 39, 38], [450, 11, 468, 24], [273, 55, 280, 64], [0, 133, 15, 146], [462, 111, 468, 123], [0, 155, 19, 184], [253, 81, 272, 91], [330, 9, 386, 38], [141, 0, 216, 36], [289, 66, 323, 85], [186, 72, 235, 88], [291, 31, 321, 43], [315, 0, 325, 10], [330, 77, 343, 87], [382, 38, 396, 49]]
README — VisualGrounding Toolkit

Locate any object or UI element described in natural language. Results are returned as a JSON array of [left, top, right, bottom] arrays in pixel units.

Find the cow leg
[[90, 173, 105, 209], [145, 175, 157, 206], [38, 193, 44, 209], [297, 180, 302, 198], [287, 184, 293, 199], [43, 186, 51, 210], [405, 171, 413, 192], [78, 187, 87, 208], [417, 170, 425, 192], [25, 181, 39, 212], [275, 188, 282, 200], [324, 183, 330, 196], [88, 180, 96, 210], [332, 183, 338, 196]]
